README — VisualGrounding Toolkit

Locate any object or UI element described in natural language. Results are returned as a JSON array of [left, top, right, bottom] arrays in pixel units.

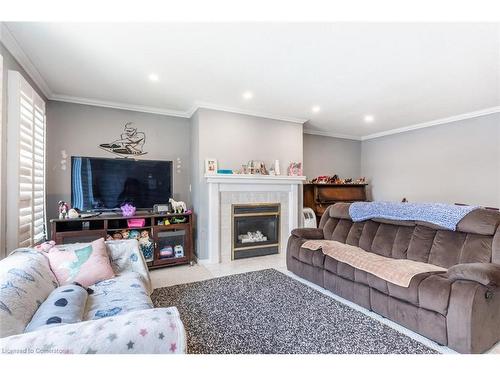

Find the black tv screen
[[71, 156, 173, 211]]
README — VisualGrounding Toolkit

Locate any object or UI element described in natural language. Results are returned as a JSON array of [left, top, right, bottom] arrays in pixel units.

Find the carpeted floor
[[151, 269, 437, 354]]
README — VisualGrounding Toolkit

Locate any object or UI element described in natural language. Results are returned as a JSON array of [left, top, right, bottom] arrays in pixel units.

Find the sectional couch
[[287, 203, 500, 353], [0, 239, 186, 354]]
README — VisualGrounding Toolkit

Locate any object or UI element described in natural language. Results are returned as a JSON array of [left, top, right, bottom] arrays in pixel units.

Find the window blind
[[7, 71, 46, 249]]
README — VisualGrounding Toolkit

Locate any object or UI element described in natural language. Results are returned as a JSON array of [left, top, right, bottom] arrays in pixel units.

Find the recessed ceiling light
[[312, 105, 321, 113], [148, 73, 159, 82], [242, 91, 253, 100], [364, 115, 375, 123]]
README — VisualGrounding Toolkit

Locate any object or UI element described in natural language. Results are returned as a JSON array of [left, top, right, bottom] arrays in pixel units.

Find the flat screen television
[[71, 156, 173, 211]]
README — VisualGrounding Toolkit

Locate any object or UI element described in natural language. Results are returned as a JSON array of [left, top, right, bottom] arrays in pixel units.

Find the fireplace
[[231, 203, 280, 260]]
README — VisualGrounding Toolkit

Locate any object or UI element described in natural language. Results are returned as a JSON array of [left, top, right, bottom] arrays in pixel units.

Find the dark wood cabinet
[[50, 212, 194, 269], [303, 183, 368, 222], [150, 222, 193, 269]]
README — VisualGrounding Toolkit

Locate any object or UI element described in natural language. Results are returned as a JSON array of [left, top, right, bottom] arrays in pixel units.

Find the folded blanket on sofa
[[302, 240, 446, 287], [349, 201, 478, 231]]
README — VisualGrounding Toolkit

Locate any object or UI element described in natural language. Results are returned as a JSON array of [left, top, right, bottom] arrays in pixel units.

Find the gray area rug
[[151, 269, 437, 354]]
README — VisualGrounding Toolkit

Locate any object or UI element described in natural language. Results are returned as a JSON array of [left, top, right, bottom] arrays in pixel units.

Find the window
[[7, 71, 46, 249]]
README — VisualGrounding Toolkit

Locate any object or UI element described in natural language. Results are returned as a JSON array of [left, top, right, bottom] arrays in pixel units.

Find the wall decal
[[99, 122, 147, 157]]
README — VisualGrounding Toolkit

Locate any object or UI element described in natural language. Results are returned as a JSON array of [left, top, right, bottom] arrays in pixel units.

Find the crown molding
[[49, 94, 191, 118], [304, 106, 500, 142], [303, 129, 362, 141], [194, 101, 307, 124], [0, 22, 53, 99], [48, 96, 308, 124], [361, 106, 500, 140]]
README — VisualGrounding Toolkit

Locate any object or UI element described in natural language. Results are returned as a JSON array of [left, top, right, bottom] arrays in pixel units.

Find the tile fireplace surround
[[204, 174, 306, 263]]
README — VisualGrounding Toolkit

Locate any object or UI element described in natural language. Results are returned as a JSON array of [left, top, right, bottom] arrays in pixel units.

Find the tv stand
[[50, 211, 194, 269]]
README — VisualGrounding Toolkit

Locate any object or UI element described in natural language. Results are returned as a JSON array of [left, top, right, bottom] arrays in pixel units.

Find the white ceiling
[[3, 22, 500, 138]]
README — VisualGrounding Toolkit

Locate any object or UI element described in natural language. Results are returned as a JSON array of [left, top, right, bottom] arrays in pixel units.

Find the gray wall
[[192, 108, 303, 259], [303, 133, 361, 179], [46, 101, 192, 220], [196, 108, 303, 171], [361, 113, 500, 207], [1, 43, 47, 257]]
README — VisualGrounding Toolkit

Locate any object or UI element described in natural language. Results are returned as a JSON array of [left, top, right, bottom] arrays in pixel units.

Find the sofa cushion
[[324, 256, 355, 280], [370, 223, 398, 257], [330, 258, 450, 314], [418, 274, 453, 315], [25, 284, 88, 332], [459, 234, 493, 264], [45, 238, 115, 287], [456, 209, 500, 236], [407, 225, 436, 263], [83, 273, 153, 321], [0, 250, 58, 338], [328, 203, 351, 219]]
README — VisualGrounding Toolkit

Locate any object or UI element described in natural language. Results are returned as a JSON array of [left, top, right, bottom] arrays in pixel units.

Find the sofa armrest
[[0, 307, 185, 354], [105, 239, 152, 294], [447, 263, 500, 287], [291, 228, 324, 240]]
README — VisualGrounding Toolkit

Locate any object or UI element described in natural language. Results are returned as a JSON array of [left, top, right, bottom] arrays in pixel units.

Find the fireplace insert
[[231, 203, 280, 260]]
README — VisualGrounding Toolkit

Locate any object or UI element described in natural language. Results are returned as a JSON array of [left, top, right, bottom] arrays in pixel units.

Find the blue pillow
[[25, 284, 88, 332]]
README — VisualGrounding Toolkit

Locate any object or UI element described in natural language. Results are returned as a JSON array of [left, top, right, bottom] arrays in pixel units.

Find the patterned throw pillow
[[25, 284, 89, 333], [45, 238, 115, 287]]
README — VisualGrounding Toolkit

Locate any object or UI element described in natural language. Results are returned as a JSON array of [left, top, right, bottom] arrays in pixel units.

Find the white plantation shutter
[[7, 71, 46, 249]]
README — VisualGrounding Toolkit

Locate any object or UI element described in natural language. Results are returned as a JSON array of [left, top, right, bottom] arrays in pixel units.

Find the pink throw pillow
[[45, 238, 115, 287]]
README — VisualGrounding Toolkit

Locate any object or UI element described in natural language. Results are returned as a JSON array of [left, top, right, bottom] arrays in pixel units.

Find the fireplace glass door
[[232, 203, 280, 260]]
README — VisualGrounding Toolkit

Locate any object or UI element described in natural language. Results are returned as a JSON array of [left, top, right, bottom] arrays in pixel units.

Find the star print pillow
[[45, 238, 115, 287], [25, 284, 89, 333]]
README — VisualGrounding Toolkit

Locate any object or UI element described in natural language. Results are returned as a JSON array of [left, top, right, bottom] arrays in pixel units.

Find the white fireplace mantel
[[204, 174, 306, 263], [204, 174, 306, 184]]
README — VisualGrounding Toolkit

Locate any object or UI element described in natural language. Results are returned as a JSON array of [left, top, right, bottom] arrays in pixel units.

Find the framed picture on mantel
[[205, 158, 218, 175]]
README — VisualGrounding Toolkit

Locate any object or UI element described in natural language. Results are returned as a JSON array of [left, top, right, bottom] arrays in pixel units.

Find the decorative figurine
[[174, 245, 184, 258], [58, 201, 69, 219], [120, 229, 130, 239], [169, 198, 187, 214], [310, 175, 343, 184], [112, 231, 123, 240], [120, 203, 136, 217], [138, 230, 153, 260], [355, 177, 366, 184], [129, 230, 140, 239], [273, 160, 281, 176], [287, 162, 303, 176], [259, 162, 269, 175], [68, 208, 79, 219]]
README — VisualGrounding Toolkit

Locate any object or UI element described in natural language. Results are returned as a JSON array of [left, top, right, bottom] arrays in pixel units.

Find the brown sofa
[[286, 203, 500, 353]]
